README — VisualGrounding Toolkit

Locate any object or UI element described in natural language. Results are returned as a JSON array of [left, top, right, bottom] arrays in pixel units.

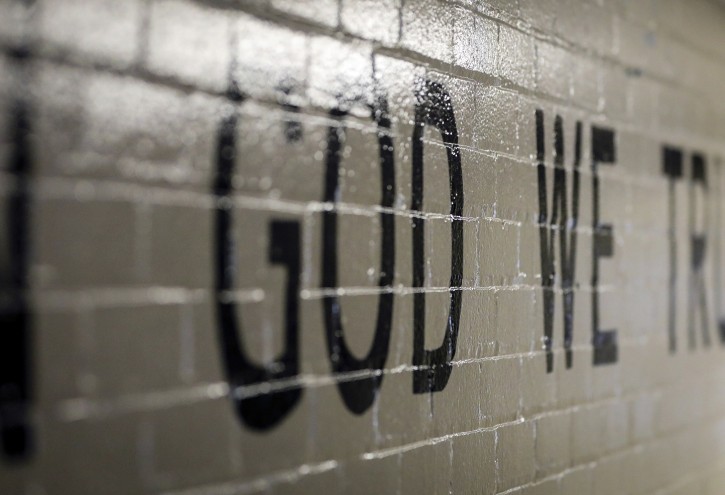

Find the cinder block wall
[[1, 0, 725, 493]]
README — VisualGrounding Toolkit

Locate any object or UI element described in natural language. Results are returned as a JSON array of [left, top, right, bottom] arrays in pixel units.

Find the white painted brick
[[460, 149, 497, 220], [452, 431, 496, 495], [495, 289, 536, 355], [307, 382, 377, 463], [234, 102, 327, 203], [614, 18, 674, 81], [400, 441, 452, 495], [496, 421, 536, 491], [39, 0, 142, 68], [494, 157, 537, 223], [33, 64, 221, 186], [655, 0, 724, 61], [82, 75, 220, 186], [342, 457, 399, 495], [234, 15, 309, 101], [423, 219, 455, 287], [569, 53, 601, 112], [269, 0, 339, 28], [453, 10, 497, 76], [91, 304, 184, 396], [520, 354, 557, 417], [390, 214, 415, 289], [228, 394, 311, 479], [34, 198, 138, 289], [31, 62, 88, 178], [534, 411, 571, 477], [571, 401, 629, 463], [146, 0, 231, 92], [554, 1, 614, 56], [0, 0, 32, 46], [188, 301, 225, 384], [457, 0, 520, 17], [433, 361, 484, 435], [456, 290, 498, 360], [555, 348, 593, 407], [519, 478, 559, 495], [413, 128, 454, 215], [536, 42, 573, 102], [149, 204, 213, 287], [599, 64, 629, 120], [341, 0, 401, 45], [4, 0, 725, 493], [308, 36, 373, 110], [559, 467, 593, 495], [518, 0, 557, 33], [705, 465, 725, 495], [334, 214, 381, 287], [147, 400, 236, 491], [42, 415, 146, 494], [481, 356, 521, 427], [473, 86, 520, 156], [36, 309, 85, 403], [375, 368, 435, 448], [274, 467, 343, 495], [497, 25, 536, 90], [400, 0, 454, 62], [592, 455, 624, 495], [462, 221, 481, 287]]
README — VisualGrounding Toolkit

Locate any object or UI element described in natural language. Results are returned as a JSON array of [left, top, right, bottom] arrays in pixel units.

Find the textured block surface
[[1, 0, 725, 493]]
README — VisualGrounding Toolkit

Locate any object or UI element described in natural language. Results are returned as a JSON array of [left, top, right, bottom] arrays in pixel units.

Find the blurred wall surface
[[2, 0, 725, 493]]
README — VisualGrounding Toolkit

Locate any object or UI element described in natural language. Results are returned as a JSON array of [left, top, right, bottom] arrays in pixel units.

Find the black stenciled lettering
[[591, 126, 618, 365], [662, 146, 683, 352], [662, 147, 715, 352], [411, 79, 464, 394], [213, 100, 303, 430], [535, 110, 582, 372], [715, 157, 725, 344], [278, 82, 303, 143], [0, 94, 33, 461], [322, 99, 395, 414], [688, 153, 711, 348]]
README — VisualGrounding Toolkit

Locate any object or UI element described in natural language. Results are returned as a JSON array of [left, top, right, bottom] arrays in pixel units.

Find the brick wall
[[2, 0, 725, 493]]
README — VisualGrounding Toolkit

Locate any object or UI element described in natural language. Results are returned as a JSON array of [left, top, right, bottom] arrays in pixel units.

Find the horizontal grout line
[[155, 387, 725, 495], [8, 174, 704, 239], [52, 337, 710, 422], [31, 282, 626, 310], [160, 458, 340, 495], [2, 26, 724, 154]]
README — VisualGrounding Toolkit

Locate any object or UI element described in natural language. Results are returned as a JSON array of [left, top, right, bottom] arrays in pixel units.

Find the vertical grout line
[[134, 201, 152, 283], [398, 0, 404, 46], [337, 0, 343, 31], [135, 0, 152, 71]]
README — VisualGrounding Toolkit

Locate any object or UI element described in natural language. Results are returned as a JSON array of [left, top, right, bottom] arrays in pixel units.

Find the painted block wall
[[1, 0, 725, 493]]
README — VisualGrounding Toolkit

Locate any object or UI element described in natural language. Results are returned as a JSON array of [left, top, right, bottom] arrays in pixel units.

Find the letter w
[[536, 110, 581, 373]]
